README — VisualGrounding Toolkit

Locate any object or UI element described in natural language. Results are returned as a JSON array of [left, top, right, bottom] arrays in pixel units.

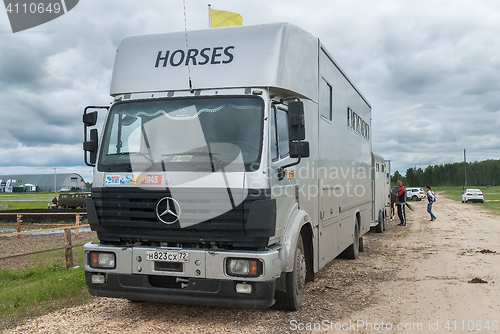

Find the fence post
[[17, 214, 22, 239], [75, 213, 80, 239], [64, 228, 74, 269]]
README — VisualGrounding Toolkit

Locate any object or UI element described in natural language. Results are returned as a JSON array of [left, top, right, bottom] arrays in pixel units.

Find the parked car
[[58, 192, 90, 209], [462, 189, 484, 203], [406, 187, 425, 201]]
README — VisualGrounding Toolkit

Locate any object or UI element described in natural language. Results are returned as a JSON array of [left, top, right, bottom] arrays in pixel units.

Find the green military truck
[[58, 192, 90, 209]]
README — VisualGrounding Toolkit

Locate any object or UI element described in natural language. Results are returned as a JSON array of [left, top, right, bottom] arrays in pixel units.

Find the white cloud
[[1, 0, 500, 180]]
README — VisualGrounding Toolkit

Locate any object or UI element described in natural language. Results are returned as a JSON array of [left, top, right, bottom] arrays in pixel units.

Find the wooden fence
[[0, 212, 89, 268]]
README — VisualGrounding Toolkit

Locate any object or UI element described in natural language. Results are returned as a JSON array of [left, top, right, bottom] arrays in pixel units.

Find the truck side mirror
[[83, 111, 98, 127], [83, 129, 98, 165], [287, 100, 310, 159], [289, 141, 310, 159], [287, 101, 305, 141]]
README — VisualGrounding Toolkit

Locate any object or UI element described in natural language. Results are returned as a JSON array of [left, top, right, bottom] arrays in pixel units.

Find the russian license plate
[[146, 250, 189, 262]]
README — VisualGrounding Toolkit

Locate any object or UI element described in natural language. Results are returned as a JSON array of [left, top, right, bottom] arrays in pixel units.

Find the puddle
[[0, 226, 91, 236]]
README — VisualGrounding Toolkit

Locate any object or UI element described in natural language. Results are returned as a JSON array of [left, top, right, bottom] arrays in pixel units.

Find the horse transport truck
[[82, 22, 388, 311]]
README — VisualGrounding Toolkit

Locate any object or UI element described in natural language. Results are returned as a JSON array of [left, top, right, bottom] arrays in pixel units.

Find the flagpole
[[208, 3, 211, 28]]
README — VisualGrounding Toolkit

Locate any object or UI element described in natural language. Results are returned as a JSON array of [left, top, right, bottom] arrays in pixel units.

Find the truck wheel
[[275, 234, 306, 311], [341, 221, 359, 259], [376, 210, 384, 233], [79, 204, 86, 209], [62, 205, 68, 209], [359, 236, 364, 252]]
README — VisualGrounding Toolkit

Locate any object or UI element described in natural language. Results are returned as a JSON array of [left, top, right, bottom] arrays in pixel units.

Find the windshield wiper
[[162, 151, 224, 171], [108, 152, 153, 162]]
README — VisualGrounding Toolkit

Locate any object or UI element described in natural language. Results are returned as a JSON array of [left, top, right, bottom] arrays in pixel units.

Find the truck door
[[269, 102, 297, 238], [317, 78, 341, 268]]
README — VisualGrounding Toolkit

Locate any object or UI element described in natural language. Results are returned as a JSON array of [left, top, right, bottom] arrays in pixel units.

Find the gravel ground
[[2, 220, 399, 334], [5, 196, 499, 333]]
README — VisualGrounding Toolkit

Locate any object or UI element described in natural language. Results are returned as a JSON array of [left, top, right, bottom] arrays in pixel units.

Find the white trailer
[[371, 153, 391, 233], [83, 22, 374, 310]]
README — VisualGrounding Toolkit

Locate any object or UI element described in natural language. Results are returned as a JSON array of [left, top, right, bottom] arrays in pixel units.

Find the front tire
[[275, 235, 306, 311]]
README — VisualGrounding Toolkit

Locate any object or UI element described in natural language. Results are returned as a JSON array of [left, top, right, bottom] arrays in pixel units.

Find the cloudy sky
[[1, 0, 499, 182]]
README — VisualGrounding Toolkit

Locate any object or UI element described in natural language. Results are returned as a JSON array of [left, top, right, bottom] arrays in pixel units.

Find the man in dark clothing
[[391, 180, 406, 226]]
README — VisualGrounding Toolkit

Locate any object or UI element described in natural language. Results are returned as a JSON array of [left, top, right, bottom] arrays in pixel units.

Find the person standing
[[391, 180, 407, 226], [426, 186, 437, 221]]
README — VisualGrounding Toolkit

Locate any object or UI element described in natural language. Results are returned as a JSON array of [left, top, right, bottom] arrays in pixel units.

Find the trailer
[[371, 153, 391, 233], [82, 22, 374, 311]]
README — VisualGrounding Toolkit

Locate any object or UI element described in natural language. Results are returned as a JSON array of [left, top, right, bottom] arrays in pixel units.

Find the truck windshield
[[98, 96, 263, 172]]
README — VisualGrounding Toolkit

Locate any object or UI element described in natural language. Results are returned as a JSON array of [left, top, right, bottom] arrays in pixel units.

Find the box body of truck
[[83, 22, 372, 310]]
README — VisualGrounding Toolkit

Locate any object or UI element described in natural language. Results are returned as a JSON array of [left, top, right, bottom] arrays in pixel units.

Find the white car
[[406, 187, 425, 201], [462, 189, 484, 203]]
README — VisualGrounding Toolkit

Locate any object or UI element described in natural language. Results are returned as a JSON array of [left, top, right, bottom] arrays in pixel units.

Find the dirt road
[[5, 195, 500, 333]]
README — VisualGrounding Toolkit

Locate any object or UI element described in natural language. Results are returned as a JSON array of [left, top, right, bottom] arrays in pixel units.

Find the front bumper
[[83, 242, 281, 308], [86, 272, 276, 308]]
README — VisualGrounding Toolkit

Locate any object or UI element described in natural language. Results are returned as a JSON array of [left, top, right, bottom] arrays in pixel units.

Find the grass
[[0, 250, 93, 330], [0, 193, 96, 330], [0, 192, 62, 210], [433, 185, 500, 215], [0, 235, 98, 331]]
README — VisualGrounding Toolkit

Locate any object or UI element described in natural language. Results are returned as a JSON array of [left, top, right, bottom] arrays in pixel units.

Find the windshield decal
[[119, 104, 260, 121], [171, 155, 193, 162]]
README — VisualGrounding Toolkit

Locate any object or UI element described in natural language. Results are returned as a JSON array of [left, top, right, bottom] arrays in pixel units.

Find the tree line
[[391, 159, 500, 187]]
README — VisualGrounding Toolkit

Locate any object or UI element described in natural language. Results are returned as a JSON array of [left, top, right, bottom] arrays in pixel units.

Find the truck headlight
[[88, 252, 116, 269], [226, 258, 263, 277]]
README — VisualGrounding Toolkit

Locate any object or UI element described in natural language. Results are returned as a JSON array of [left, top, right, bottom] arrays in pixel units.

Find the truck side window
[[276, 107, 289, 158], [270, 107, 278, 160]]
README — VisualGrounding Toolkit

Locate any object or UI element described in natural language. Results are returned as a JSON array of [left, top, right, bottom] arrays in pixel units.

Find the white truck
[[82, 22, 386, 310]]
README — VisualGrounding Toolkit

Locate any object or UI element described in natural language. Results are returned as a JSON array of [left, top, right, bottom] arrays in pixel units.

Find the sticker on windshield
[[131, 174, 162, 185], [171, 155, 193, 162], [106, 175, 121, 184], [105, 174, 161, 185], [120, 175, 134, 185]]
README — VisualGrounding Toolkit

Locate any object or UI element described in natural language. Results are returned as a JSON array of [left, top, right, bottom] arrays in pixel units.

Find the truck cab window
[[276, 107, 289, 158], [270, 107, 278, 160]]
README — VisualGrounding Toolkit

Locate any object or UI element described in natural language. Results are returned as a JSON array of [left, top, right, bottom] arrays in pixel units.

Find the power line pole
[[463, 149, 466, 190]]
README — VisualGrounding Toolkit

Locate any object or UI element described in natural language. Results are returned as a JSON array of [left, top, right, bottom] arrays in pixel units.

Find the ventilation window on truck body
[[320, 78, 332, 121]]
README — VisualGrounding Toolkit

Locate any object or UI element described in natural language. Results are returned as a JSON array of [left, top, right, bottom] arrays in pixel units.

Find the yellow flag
[[210, 8, 243, 28]]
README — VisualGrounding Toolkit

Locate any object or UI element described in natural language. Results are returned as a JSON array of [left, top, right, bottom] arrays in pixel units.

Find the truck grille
[[90, 187, 271, 246]]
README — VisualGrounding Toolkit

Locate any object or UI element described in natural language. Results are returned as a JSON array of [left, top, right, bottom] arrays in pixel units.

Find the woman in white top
[[426, 186, 437, 221]]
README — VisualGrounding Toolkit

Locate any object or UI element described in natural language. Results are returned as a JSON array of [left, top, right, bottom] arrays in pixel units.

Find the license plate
[[146, 250, 189, 262]]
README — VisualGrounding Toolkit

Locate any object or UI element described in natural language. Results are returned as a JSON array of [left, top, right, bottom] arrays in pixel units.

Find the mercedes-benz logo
[[155, 197, 181, 224]]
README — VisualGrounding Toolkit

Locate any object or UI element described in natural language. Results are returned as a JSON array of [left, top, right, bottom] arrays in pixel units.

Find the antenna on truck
[[183, 0, 194, 93]]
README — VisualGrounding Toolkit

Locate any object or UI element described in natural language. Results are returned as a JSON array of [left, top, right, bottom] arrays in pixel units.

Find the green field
[[0, 192, 61, 210], [433, 185, 500, 214]]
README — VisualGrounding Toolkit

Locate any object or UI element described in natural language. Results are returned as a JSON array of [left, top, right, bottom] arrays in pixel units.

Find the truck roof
[[110, 22, 319, 100]]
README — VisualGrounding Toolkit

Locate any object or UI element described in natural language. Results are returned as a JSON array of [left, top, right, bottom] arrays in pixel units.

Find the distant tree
[[85, 182, 93, 190], [404, 158, 500, 187]]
